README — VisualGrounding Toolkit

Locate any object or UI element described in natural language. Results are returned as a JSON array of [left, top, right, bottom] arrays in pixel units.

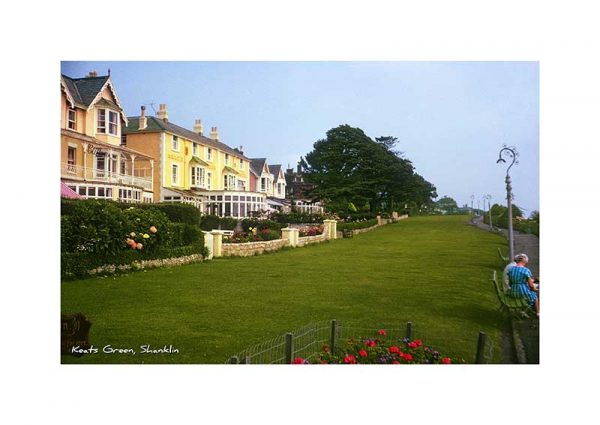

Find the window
[[239, 159, 244, 169], [121, 135, 127, 146], [172, 164, 179, 185], [192, 143, 198, 156], [97, 109, 106, 133], [206, 172, 212, 190], [278, 183, 283, 195], [96, 153, 106, 176], [225, 154, 229, 165], [237, 180, 246, 191], [207, 148, 212, 161], [108, 111, 118, 135], [223, 174, 236, 190], [67, 146, 76, 172], [191, 166, 205, 187], [261, 177, 266, 192], [172, 135, 179, 151], [68, 108, 76, 130]]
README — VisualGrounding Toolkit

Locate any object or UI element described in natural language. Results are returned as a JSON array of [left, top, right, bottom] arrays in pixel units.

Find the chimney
[[139, 106, 147, 130], [238, 145, 244, 155], [193, 119, 204, 135], [210, 126, 219, 141], [88, 70, 98, 77], [157, 104, 168, 122]]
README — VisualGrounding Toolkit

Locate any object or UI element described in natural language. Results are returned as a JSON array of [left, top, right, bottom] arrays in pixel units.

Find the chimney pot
[[193, 119, 204, 135], [139, 105, 148, 130], [156, 104, 168, 122]]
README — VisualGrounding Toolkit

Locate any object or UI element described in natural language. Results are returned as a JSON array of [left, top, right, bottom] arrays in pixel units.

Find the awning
[[61, 182, 83, 199], [267, 198, 285, 207], [222, 165, 239, 175], [190, 156, 209, 166]]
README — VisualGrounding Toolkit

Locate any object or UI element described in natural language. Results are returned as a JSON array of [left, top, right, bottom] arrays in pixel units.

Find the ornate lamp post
[[470, 194, 475, 214], [484, 194, 492, 230], [496, 146, 518, 260]]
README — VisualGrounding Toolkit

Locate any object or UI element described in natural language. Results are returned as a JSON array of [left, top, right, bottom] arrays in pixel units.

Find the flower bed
[[223, 227, 281, 243], [294, 332, 465, 364], [298, 225, 324, 237]]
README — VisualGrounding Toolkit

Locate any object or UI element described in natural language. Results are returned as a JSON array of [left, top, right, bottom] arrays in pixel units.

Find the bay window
[[108, 111, 118, 135], [191, 166, 205, 188], [97, 109, 106, 133]]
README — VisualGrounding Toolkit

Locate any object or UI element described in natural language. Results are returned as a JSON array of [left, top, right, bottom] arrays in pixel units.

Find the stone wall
[[297, 233, 327, 247], [222, 238, 290, 257]]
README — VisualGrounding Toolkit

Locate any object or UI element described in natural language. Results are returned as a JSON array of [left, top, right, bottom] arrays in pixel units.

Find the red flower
[[365, 340, 376, 347], [408, 342, 418, 349], [414, 339, 422, 347], [378, 329, 387, 335], [344, 355, 357, 364], [392, 361, 400, 364], [403, 353, 413, 361], [358, 349, 368, 358], [389, 346, 400, 354], [441, 357, 452, 364], [292, 357, 305, 364]]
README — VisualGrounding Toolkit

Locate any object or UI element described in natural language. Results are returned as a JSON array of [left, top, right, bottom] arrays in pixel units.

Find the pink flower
[[403, 353, 413, 361], [389, 346, 400, 354], [414, 339, 422, 347], [149, 226, 157, 233], [365, 340, 376, 347], [378, 329, 387, 336], [136, 243, 143, 250], [392, 361, 400, 364], [408, 342, 418, 349], [358, 349, 368, 358], [344, 355, 357, 364], [441, 357, 452, 364]]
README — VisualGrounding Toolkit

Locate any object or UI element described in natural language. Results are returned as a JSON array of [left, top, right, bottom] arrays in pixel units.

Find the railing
[[226, 320, 494, 364], [61, 163, 153, 191]]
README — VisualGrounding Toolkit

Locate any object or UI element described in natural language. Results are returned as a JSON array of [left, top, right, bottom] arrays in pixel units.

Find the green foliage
[[269, 212, 324, 224], [434, 196, 460, 214], [303, 126, 436, 215], [61, 199, 206, 279], [199, 215, 238, 231], [337, 219, 378, 232], [483, 203, 538, 236], [145, 202, 201, 225]]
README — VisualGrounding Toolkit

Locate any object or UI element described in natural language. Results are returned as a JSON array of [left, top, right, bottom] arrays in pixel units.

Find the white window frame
[[108, 110, 119, 135], [206, 172, 212, 190], [68, 108, 76, 130], [172, 164, 179, 186], [225, 153, 229, 165], [191, 166, 205, 188], [206, 147, 212, 161], [97, 109, 106, 133], [192, 143, 198, 156], [239, 158, 244, 169], [172, 135, 180, 152]]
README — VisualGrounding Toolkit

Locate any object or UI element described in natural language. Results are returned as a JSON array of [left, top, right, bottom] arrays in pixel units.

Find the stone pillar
[[210, 230, 224, 257], [392, 211, 399, 220], [377, 215, 383, 225], [323, 219, 337, 240], [282, 227, 297, 247], [203, 231, 214, 260]]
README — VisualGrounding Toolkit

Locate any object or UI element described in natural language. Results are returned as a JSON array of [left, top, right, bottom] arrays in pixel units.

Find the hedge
[[62, 242, 206, 279], [337, 219, 378, 232]]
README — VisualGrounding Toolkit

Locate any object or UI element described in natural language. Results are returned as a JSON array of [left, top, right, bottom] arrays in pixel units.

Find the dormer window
[[97, 109, 106, 133], [68, 108, 76, 130], [172, 135, 180, 151], [225, 153, 230, 165], [97, 109, 119, 135], [108, 111, 118, 135]]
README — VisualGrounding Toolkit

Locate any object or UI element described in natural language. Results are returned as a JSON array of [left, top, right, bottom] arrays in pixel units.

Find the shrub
[[300, 335, 465, 365], [270, 212, 324, 224], [337, 219, 378, 232], [298, 225, 324, 237], [145, 202, 201, 225]]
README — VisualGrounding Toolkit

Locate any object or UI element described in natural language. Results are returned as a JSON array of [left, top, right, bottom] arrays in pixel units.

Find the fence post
[[475, 331, 487, 364], [285, 332, 294, 364], [405, 321, 413, 341], [228, 356, 239, 364], [330, 319, 338, 353]]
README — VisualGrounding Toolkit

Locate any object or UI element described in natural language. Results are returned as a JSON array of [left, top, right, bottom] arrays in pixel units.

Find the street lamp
[[496, 146, 518, 260], [470, 194, 474, 214], [483, 194, 492, 230]]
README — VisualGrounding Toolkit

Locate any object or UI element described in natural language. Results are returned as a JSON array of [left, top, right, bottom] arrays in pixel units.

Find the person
[[507, 253, 539, 317]]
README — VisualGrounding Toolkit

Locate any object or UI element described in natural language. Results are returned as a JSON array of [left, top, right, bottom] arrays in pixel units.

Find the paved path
[[472, 215, 539, 363]]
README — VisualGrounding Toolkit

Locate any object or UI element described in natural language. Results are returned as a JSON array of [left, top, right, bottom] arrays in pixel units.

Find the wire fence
[[226, 320, 494, 364]]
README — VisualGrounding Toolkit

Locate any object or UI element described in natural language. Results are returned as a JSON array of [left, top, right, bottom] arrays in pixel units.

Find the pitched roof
[[123, 116, 249, 160], [269, 165, 282, 182], [61, 74, 110, 108], [250, 158, 267, 176]]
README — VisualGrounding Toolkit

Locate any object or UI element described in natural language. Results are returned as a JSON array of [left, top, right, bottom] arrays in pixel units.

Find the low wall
[[222, 238, 290, 257], [297, 233, 327, 247]]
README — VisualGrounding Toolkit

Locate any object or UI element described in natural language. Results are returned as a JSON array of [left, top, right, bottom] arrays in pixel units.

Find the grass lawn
[[61, 215, 508, 364]]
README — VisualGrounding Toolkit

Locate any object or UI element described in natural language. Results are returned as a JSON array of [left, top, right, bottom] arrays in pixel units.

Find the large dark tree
[[303, 125, 437, 213]]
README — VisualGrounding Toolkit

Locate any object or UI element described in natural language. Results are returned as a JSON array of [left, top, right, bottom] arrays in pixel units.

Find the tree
[[435, 196, 459, 214], [303, 125, 437, 214]]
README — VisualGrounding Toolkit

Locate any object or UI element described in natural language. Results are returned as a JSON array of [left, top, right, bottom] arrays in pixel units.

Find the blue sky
[[61, 61, 539, 214]]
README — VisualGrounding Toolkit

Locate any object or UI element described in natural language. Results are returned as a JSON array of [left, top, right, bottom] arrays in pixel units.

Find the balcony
[[61, 163, 153, 191]]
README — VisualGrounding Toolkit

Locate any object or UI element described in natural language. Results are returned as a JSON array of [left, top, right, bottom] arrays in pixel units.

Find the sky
[[61, 61, 539, 214]]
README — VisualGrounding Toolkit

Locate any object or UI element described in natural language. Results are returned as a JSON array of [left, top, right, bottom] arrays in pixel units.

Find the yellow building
[[60, 71, 154, 202], [123, 104, 267, 217]]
